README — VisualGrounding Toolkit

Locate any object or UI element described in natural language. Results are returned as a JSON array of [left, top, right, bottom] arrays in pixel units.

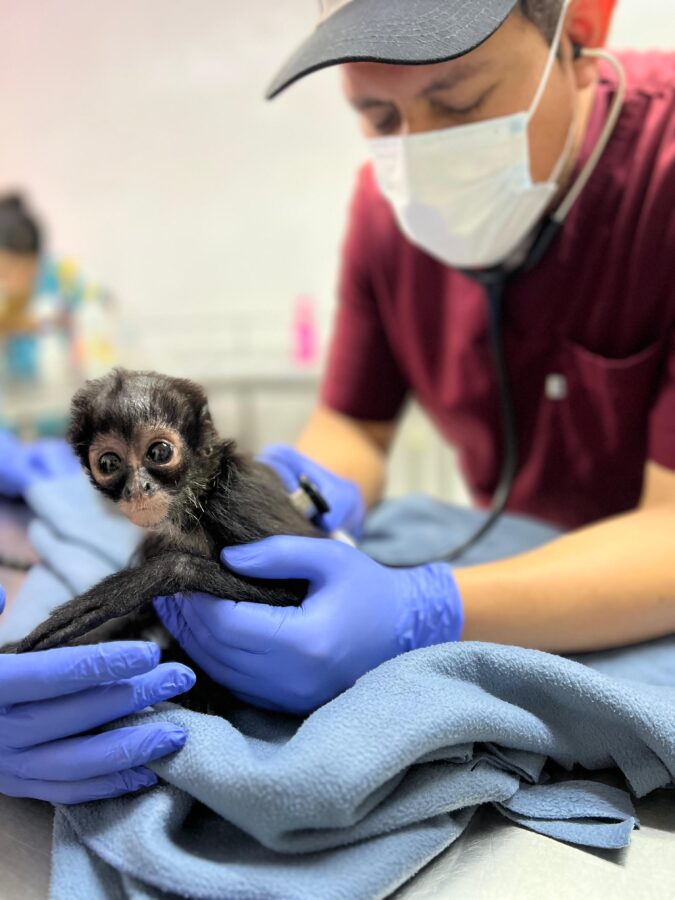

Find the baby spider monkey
[[7, 369, 324, 708]]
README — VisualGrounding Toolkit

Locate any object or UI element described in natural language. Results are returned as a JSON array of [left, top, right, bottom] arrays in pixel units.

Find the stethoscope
[[296, 47, 627, 566]]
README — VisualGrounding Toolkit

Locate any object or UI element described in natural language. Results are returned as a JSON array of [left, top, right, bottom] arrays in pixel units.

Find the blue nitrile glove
[[154, 537, 463, 715], [0, 591, 195, 804], [0, 430, 80, 499], [257, 444, 365, 538]]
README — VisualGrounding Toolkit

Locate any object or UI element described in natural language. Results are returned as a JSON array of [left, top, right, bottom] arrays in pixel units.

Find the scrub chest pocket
[[528, 337, 666, 526]]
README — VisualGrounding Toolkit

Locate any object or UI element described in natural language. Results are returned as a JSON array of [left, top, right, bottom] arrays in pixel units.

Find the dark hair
[[519, 0, 564, 43], [0, 194, 42, 255]]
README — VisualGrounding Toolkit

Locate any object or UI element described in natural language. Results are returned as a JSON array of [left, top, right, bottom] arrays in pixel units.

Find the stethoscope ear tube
[[439, 275, 519, 563], [416, 51, 628, 566]]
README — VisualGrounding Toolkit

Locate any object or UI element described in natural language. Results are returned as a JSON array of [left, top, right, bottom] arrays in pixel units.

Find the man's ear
[[566, 0, 618, 89]]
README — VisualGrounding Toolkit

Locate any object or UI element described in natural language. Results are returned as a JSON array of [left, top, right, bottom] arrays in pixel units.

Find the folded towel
[[0, 474, 140, 644], [24, 474, 140, 573], [51, 639, 675, 900]]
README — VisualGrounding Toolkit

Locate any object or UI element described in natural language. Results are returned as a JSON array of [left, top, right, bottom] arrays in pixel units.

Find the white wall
[[0, 0, 363, 371], [0, 0, 671, 498]]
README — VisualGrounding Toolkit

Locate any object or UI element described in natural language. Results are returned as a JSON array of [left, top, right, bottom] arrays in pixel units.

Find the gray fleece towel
[[8, 485, 670, 900], [49, 640, 675, 900]]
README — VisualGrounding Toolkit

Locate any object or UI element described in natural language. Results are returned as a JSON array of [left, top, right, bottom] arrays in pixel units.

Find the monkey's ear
[[196, 402, 218, 457], [67, 382, 101, 469]]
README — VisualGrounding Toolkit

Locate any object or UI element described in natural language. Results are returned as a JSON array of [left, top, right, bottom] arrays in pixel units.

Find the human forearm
[[296, 405, 393, 509], [456, 506, 675, 653]]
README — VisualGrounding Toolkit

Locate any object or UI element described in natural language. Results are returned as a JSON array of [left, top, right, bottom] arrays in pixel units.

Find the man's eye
[[99, 453, 122, 475], [147, 441, 173, 464], [372, 113, 401, 135], [431, 86, 495, 119]]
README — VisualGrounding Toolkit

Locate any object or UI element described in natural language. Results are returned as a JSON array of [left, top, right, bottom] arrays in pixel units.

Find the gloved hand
[[257, 444, 365, 538], [0, 585, 195, 804], [154, 537, 463, 715], [0, 430, 80, 499]]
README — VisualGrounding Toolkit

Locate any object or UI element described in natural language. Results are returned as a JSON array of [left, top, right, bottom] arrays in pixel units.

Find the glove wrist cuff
[[396, 562, 464, 653]]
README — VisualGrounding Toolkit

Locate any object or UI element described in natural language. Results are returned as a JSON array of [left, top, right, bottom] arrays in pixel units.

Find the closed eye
[[429, 84, 497, 119]]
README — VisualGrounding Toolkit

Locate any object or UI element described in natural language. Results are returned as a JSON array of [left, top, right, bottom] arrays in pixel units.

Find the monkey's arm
[[14, 553, 306, 653]]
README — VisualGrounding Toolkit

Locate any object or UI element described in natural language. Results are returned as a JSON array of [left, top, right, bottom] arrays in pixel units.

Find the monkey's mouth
[[119, 497, 170, 529]]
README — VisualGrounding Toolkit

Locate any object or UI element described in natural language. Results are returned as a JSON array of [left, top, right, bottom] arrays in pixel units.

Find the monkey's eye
[[98, 452, 122, 476], [146, 441, 173, 465]]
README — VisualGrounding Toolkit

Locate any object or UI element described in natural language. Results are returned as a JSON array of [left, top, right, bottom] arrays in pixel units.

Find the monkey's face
[[88, 426, 187, 528]]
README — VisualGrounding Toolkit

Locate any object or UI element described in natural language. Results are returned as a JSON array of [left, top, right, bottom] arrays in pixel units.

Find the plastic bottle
[[292, 295, 318, 368]]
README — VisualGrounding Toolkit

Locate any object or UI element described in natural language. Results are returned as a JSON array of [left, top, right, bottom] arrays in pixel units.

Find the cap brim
[[266, 0, 518, 99]]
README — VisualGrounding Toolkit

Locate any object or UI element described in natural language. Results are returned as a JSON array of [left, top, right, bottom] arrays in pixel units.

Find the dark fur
[[5, 369, 324, 712]]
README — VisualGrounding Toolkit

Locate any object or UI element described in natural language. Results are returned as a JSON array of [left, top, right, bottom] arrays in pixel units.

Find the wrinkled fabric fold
[[8, 490, 670, 900]]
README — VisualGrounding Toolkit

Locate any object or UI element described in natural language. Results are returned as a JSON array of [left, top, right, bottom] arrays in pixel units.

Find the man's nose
[[402, 113, 443, 136]]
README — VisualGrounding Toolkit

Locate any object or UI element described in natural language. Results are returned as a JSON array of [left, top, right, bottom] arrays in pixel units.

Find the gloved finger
[[221, 535, 349, 583], [26, 439, 79, 478], [0, 766, 158, 805], [256, 446, 298, 491], [28, 519, 119, 594], [158, 592, 297, 653], [154, 596, 279, 685], [1, 724, 187, 781], [2, 662, 196, 748], [258, 444, 324, 480], [0, 585, 5, 615], [0, 642, 161, 706]]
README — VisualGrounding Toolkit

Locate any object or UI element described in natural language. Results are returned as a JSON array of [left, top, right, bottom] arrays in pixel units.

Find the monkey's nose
[[123, 485, 133, 501], [142, 480, 156, 495]]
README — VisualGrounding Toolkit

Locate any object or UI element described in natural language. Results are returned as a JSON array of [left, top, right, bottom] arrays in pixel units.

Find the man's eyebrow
[[348, 61, 490, 111], [417, 62, 490, 98], [348, 97, 393, 112]]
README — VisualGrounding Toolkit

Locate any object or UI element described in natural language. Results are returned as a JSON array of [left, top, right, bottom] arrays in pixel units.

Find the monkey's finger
[[0, 766, 158, 805], [1, 663, 196, 748], [1, 724, 187, 781], [25, 602, 130, 652], [0, 642, 161, 706], [221, 536, 350, 582]]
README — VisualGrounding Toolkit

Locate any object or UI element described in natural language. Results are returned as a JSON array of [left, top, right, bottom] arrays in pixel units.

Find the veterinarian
[[152, 0, 675, 714]]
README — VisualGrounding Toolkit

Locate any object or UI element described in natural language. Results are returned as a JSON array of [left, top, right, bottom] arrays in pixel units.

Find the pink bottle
[[292, 295, 318, 367]]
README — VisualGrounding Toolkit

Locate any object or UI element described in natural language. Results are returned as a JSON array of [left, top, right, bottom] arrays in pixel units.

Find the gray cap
[[266, 0, 518, 99]]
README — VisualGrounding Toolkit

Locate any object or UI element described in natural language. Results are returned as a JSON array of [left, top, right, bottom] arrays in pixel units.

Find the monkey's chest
[[150, 523, 216, 560]]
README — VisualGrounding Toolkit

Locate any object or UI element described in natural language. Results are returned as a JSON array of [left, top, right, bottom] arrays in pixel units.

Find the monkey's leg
[[15, 553, 305, 653]]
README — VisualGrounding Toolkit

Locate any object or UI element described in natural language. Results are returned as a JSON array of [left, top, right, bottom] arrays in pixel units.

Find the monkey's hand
[[15, 553, 307, 653]]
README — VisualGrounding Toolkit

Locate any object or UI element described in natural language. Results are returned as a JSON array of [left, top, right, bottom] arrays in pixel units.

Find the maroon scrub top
[[321, 52, 675, 530]]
